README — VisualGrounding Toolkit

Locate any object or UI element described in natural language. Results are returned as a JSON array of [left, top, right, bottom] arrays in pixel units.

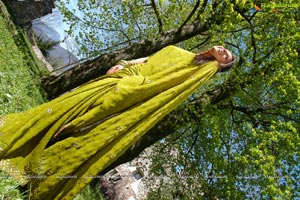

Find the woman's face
[[209, 46, 233, 64]]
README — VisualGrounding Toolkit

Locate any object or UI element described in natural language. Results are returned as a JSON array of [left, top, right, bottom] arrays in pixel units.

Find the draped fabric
[[0, 46, 219, 199]]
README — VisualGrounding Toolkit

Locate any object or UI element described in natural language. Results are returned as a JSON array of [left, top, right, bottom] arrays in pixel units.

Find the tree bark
[[41, 20, 210, 98]]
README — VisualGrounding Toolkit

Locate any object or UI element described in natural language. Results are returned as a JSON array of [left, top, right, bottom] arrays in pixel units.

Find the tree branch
[[230, 104, 258, 127], [233, 4, 257, 63], [178, 0, 200, 31], [190, 35, 211, 51], [128, 2, 143, 39], [196, 0, 209, 19], [186, 134, 199, 156], [150, 0, 163, 34], [224, 41, 239, 50], [254, 42, 282, 65]]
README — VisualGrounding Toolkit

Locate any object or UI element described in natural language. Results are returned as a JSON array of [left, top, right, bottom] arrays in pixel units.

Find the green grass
[[0, 3, 106, 200], [74, 183, 106, 200], [0, 13, 48, 114], [0, 171, 25, 199]]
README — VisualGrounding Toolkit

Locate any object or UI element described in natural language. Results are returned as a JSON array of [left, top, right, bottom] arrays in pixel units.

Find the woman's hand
[[106, 64, 124, 74], [106, 57, 149, 74]]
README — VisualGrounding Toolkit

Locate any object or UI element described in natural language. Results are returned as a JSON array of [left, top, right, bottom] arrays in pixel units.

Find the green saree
[[0, 46, 219, 199]]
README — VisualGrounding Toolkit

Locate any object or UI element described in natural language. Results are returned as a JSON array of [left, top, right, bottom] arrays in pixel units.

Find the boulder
[[5, 0, 55, 26]]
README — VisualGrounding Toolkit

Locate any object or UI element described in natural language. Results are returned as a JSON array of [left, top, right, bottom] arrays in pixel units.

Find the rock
[[5, 0, 55, 26], [32, 45, 54, 72]]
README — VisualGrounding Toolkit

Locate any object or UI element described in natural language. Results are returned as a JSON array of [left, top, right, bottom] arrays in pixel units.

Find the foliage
[[73, 183, 106, 200], [34, 34, 60, 57], [57, 0, 232, 58], [48, 0, 300, 199]]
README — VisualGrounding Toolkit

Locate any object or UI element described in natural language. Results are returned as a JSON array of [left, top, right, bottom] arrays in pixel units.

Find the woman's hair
[[195, 50, 235, 72], [194, 50, 215, 65]]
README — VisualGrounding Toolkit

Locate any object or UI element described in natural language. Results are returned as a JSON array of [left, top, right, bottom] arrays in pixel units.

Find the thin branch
[[118, 29, 132, 46], [233, 5, 257, 63], [262, 112, 300, 123], [227, 27, 249, 33], [230, 105, 258, 127], [128, 2, 142, 39], [254, 42, 282, 65], [224, 41, 239, 50], [66, 9, 133, 45], [187, 134, 199, 156], [178, 0, 200, 31], [218, 134, 231, 170], [230, 108, 236, 128], [190, 35, 211, 51], [150, 0, 163, 34], [250, 27, 257, 63], [196, 0, 209, 19], [249, 10, 259, 21], [220, 99, 300, 128]]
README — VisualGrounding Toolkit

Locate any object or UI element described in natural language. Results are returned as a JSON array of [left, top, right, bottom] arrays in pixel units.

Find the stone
[[5, 0, 55, 26]]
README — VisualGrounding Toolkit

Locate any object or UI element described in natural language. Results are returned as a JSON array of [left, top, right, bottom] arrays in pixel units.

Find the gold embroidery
[[0, 160, 27, 185], [0, 116, 6, 127], [47, 108, 53, 113]]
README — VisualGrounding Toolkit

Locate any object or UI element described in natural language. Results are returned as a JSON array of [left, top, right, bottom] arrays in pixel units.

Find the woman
[[0, 45, 234, 199]]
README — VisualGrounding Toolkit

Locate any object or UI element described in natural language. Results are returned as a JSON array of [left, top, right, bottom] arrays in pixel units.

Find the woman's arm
[[106, 57, 149, 74]]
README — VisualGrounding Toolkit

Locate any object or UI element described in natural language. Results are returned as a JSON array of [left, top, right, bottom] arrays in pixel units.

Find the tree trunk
[[41, 20, 209, 98]]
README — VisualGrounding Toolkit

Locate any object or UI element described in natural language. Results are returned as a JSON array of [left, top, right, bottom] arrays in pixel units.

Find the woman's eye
[[225, 53, 228, 60]]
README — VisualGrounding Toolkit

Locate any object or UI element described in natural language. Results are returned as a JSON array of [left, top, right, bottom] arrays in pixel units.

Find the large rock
[[5, 0, 55, 26]]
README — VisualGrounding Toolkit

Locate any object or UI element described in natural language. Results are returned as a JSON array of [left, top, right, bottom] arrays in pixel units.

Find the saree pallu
[[0, 46, 219, 199]]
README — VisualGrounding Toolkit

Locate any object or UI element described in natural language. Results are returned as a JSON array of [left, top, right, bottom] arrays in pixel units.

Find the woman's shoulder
[[160, 45, 192, 53], [152, 45, 194, 60]]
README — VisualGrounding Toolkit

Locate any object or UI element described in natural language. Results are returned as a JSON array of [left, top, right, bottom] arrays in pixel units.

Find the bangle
[[116, 60, 129, 67]]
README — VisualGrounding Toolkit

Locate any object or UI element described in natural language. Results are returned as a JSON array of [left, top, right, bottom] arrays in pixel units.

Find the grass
[[74, 183, 106, 200], [0, 2, 106, 200], [0, 171, 25, 199], [0, 13, 48, 115]]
